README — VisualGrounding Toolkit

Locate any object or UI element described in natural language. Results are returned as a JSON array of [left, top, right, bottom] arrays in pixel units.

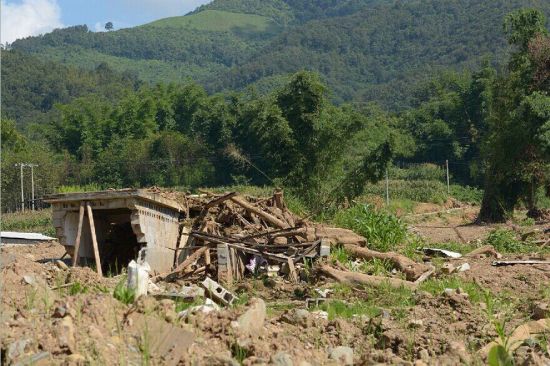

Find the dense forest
[[2, 3, 549, 223], [9, 0, 550, 110]]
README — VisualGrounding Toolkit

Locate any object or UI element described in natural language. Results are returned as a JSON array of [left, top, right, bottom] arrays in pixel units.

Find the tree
[[478, 9, 550, 222], [105, 22, 114, 31]]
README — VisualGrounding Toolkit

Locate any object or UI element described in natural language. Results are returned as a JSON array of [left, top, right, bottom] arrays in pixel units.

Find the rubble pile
[[164, 190, 340, 284]]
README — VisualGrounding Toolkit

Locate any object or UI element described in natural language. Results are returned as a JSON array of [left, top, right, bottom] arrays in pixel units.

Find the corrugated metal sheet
[[1, 231, 55, 241]]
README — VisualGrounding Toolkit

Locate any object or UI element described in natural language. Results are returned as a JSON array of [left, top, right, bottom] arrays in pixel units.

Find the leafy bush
[[484, 229, 524, 253], [390, 164, 445, 181], [333, 204, 407, 252], [450, 185, 483, 204]]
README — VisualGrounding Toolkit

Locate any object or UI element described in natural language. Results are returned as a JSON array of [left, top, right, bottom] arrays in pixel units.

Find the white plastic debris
[[127, 260, 151, 297], [422, 248, 462, 258], [178, 298, 220, 318], [315, 288, 333, 298]]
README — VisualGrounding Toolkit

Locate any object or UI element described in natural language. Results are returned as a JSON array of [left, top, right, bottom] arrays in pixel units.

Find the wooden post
[[86, 202, 103, 276], [72, 202, 86, 267], [446, 160, 450, 194]]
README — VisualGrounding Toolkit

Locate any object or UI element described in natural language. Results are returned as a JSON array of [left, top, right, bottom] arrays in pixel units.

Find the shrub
[[333, 204, 407, 252], [484, 229, 524, 253]]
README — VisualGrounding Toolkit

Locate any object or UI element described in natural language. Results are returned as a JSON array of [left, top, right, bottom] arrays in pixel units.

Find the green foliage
[[363, 180, 448, 204], [333, 204, 407, 252], [113, 277, 136, 305], [419, 277, 485, 303], [450, 185, 484, 204], [484, 229, 526, 253], [480, 8, 550, 222], [68, 282, 89, 296], [488, 345, 514, 366], [11, 1, 550, 110], [146, 10, 275, 32], [0, 210, 53, 235]]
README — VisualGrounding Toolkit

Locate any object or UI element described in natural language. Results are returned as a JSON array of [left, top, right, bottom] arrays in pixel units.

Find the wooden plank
[[286, 257, 298, 283], [72, 202, 85, 267], [171, 246, 208, 274], [86, 202, 103, 276]]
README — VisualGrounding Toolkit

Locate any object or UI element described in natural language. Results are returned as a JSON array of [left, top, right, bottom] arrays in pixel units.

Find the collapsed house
[[45, 188, 366, 282], [46, 188, 432, 290], [45, 189, 187, 275]]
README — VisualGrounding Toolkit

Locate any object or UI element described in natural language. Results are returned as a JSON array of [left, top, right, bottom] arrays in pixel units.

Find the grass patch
[[113, 277, 135, 305], [319, 299, 381, 320], [484, 228, 547, 253], [419, 277, 484, 303], [333, 204, 408, 252], [56, 183, 103, 193], [1, 209, 54, 236], [145, 10, 274, 33]]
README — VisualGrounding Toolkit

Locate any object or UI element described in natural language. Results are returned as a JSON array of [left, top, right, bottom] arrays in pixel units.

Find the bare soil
[[1, 214, 549, 365]]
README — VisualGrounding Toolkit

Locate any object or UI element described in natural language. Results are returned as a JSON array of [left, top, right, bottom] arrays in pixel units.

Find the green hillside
[[9, 0, 550, 109], [144, 10, 275, 32]]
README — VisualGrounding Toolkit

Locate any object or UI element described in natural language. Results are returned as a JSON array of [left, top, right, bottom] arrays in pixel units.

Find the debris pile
[[163, 190, 334, 285]]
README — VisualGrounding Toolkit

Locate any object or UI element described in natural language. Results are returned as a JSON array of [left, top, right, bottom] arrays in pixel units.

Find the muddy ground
[[1, 210, 549, 365]]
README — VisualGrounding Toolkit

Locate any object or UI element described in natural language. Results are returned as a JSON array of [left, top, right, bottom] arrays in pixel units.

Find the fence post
[[446, 160, 450, 195]]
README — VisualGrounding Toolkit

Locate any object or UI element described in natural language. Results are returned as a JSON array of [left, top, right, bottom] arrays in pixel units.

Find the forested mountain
[[10, 0, 550, 109], [1, 51, 140, 128]]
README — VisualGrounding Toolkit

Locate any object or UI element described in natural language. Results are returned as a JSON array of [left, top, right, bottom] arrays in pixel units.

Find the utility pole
[[29, 164, 38, 210], [14, 163, 39, 211], [15, 163, 24, 211]]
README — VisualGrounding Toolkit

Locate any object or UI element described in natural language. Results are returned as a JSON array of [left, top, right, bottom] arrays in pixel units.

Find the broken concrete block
[[201, 277, 237, 306]]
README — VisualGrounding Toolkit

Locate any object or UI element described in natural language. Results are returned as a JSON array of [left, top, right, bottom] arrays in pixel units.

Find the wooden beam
[[72, 202, 85, 267], [230, 196, 289, 229], [86, 202, 103, 276]]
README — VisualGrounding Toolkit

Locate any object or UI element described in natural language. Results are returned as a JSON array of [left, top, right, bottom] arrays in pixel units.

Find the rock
[[457, 263, 470, 272], [532, 302, 548, 320], [271, 352, 294, 366], [53, 305, 67, 318], [235, 298, 266, 336], [55, 260, 69, 270], [282, 309, 313, 328], [23, 274, 36, 285], [66, 353, 86, 365], [56, 317, 76, 351], [297, 362, 312, 366], [408, 319, 423, 328], [443, 288, 455, 296], [179, 285, 205, 299], [441, 263, 456, 274], [7, 339, 32, 361], [329, 346, 353, 365]]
